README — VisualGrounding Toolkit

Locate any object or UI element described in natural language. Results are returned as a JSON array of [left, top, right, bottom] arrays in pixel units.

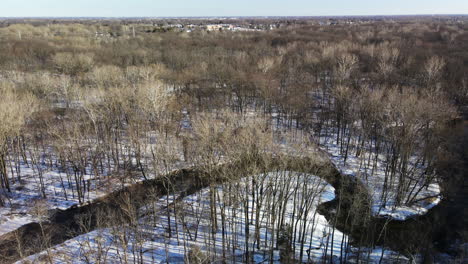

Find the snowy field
[[17, 172, 409, 263]]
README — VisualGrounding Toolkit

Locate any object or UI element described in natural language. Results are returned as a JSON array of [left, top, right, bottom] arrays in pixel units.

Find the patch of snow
[[0, 133, 189, 237], [319, 130, 441, 221], [17, 171, 408, 263]]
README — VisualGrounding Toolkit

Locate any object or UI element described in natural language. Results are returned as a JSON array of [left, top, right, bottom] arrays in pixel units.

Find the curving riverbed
[[0, 151, 465, 263]]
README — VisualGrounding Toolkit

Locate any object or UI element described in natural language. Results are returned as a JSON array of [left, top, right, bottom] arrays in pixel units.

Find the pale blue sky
[[1, 0, 467, 17]]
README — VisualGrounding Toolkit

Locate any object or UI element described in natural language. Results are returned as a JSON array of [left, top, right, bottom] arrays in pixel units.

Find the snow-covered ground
[[17, 171, 409, 263], [0, 134, 188, 237], [0, 161, 107, 236], [318, 132, 441, 221], [1, 108, 442, 241], [268, 109, 441, 221], [1, 110, 442, 263]]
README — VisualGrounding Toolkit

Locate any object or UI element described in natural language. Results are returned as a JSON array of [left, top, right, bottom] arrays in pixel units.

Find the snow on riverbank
[[0, 163, 106, 236], [17, 171, 408, 263], [267, 107, 442, 221], [319, 133, 441, 221], [0, 135, 188, 237]]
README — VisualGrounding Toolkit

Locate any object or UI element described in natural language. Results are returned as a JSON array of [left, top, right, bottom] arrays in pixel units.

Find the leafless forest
[[0, 17, 467, 263]]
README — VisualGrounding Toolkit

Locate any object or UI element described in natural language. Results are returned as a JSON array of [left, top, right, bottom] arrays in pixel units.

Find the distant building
[[206, 24, 222, 31]]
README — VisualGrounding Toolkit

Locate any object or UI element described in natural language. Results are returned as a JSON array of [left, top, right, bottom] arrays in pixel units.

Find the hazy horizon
[[2, 0, 468, 18], [1, 14, 468, 19]]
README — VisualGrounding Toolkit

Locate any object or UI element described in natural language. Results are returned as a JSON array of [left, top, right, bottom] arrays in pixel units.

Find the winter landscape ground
[[0, 13, 467, 264]]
